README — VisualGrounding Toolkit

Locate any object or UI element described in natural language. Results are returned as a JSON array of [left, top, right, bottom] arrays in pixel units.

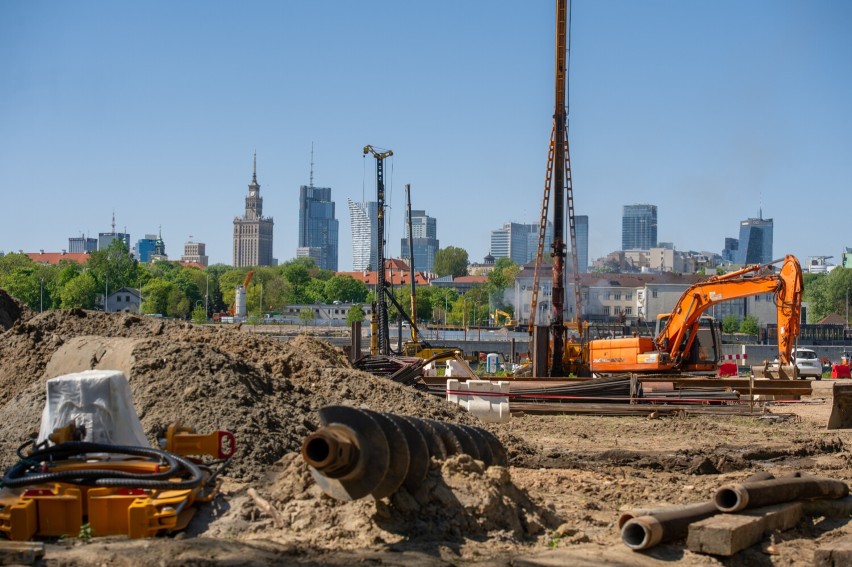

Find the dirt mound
[[0, 309, 531, 482], [226, 451, 559, 549], [0, 288, 28, 331]]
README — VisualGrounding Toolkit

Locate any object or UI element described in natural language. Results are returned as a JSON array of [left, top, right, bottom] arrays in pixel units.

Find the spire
[[252, 150, 257, 184], [111, 210, 116, 233], [310, 143, 315, 188]]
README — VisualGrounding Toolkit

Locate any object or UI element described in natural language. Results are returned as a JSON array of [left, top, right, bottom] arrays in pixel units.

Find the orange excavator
[[589, 255, 804, 375]]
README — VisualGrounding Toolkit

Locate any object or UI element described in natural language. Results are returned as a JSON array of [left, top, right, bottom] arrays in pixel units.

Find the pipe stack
[[301, 405, 507, 501], [620, 472, 849, 551]]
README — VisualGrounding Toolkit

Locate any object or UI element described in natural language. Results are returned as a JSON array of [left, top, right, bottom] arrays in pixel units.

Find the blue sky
[[2, 1, 850, 269]]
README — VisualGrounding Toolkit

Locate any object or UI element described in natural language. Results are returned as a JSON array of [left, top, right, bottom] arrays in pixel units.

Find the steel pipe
[[714, 476, 849, 513], [621, 471, 776, 551]]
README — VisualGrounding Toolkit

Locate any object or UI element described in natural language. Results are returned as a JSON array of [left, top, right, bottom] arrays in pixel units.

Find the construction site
[[3, 2, 852, 566]]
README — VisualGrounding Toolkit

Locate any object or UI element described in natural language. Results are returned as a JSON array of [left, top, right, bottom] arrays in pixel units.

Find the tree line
[[0, 242, 521, 325], [7, 242, 842, 326]]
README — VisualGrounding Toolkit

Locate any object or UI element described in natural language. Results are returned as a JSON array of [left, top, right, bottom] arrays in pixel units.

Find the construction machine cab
[[656, 314, 721, 371]]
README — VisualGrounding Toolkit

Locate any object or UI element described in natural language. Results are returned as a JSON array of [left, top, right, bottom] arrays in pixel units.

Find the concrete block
[[814, 534, 852, 566], [687, 502, 802, 556]]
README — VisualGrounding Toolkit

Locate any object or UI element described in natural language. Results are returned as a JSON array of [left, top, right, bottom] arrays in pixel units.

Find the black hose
[[2, 442, 203, 490]]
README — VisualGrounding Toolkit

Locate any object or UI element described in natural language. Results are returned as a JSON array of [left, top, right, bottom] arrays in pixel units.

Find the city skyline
[[2, 2, 850, 269]]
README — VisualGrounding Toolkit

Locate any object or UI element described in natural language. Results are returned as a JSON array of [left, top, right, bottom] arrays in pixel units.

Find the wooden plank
[[687, 502, 802, 556]]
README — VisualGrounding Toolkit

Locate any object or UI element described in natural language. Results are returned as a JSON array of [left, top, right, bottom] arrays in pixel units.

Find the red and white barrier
[[723, 354, 748, 361]]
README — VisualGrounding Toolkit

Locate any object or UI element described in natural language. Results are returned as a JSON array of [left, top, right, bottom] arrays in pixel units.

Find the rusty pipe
[[714, 476, 849, 513], [621, 502, 717, 551], [621, 471, 777, 551]]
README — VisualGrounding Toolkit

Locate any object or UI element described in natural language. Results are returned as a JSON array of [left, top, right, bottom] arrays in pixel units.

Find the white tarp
[[37, 369, 149, 447]]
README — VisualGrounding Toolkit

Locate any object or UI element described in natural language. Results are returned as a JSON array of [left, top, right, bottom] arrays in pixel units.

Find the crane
[[364, 145, 393, 355], [529, 0, 583, 376]]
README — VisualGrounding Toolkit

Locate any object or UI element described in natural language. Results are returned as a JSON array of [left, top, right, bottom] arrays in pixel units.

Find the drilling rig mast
[[364, 145, 393, 355], [529, 0, 583, 376]]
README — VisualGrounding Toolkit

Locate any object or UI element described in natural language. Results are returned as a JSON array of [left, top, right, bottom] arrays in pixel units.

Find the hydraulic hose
[[2, 442, 203, 490]]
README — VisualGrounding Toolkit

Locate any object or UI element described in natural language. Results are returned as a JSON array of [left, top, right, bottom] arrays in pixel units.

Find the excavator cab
[[656, 315, 721, 372]]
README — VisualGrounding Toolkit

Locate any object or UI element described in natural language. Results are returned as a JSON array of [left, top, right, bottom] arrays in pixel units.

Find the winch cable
[[2, 441, 203, 490]]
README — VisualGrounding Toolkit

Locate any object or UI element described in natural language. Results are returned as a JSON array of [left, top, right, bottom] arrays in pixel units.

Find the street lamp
[[39, 276, 44, 313], [205, 273, 209, 319]]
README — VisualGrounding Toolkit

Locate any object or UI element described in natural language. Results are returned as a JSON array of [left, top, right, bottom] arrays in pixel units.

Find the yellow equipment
[[0, 421, 234, 541], [492, 309, 518, 329]]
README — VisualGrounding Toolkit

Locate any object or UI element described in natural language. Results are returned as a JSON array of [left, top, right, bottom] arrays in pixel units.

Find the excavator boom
[[658, 255, 803, 367]]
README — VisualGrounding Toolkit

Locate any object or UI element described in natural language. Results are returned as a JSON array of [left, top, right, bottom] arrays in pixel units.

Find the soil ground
[[0, 290, 850, 566]]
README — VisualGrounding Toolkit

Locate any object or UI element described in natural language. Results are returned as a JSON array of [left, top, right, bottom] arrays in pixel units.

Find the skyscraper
[[400, 209, 439, 272], [98, 212, 130, 251], [622, 204, 657, 250], [574, 215, 589, 273], [181, 241, 209, 266], [736, 213, 773, 265], [298, 185, 339, 271], [135, 234, 158, 262], [348, 199, 379, 271], [491, 222, 552, 265], [68, 235, 97, 253], [233, 153, 274, 267]]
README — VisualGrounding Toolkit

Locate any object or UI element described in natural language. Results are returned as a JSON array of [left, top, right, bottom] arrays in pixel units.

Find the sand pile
[[0, 305, 530, 481], [213, 451, 559, 549]]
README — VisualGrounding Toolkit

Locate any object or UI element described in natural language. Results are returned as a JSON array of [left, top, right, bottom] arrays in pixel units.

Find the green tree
[[191, 304, 207, 323], [299, 307, 314, 329], [346, 304, 366, 325], [59, 271, 98, 309], [140, 278, 176, 316], [325, 275, 368, 303], [804, 268, 852, 323], [739, 314, 760, 336], [304, 279, 328, 304], [434, 246, 469, 278], [282, 261, 312, 304], [487, 258, 520, 309], [722, 314, 740, 334], [87, 240, 139, 296]]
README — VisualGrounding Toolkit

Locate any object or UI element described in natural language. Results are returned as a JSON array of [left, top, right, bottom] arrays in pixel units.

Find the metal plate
[[474, 427, 509, 467], [362, 409, 409, 499], [424, 419, 463, 456], [457, 424, 496, 466], [444, 423, 481, 461], [403, 416, 447, 461], [383, 413, 429, 492]]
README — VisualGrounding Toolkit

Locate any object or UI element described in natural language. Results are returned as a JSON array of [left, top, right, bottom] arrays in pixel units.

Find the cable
[[3, 442, 203, 490]]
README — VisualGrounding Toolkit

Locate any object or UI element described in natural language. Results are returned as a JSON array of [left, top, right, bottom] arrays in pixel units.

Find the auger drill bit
[[300, 406, 508, 501]]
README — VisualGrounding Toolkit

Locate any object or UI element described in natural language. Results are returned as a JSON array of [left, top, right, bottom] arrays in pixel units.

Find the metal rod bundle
[[301, 406, 507, 501]]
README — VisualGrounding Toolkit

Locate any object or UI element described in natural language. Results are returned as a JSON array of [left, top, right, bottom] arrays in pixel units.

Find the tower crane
[[363, 145, 393, 355], [529, 0, 584, 376]]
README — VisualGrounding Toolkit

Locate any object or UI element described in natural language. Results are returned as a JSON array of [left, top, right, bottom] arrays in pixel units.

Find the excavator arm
[[658, 255, 803, 367]]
